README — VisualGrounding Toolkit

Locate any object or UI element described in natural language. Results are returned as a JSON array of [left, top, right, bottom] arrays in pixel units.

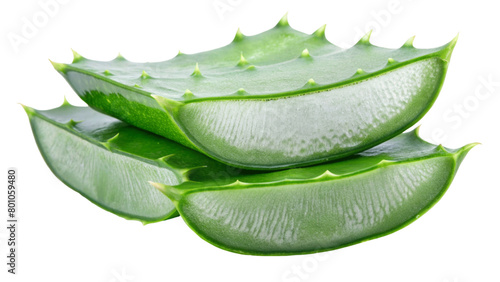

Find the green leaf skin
[[153, 129, 476, 255], [23, 101, 243, 224], [50, 15, 458, 170]]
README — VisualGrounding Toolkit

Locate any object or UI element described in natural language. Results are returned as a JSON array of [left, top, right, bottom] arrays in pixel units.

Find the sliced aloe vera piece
[[153, 129, 476, 255], [23, 101, 240, 224], [50, 15, 457, 170]]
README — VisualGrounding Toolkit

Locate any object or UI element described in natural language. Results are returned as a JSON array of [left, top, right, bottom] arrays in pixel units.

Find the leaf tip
[[237, 52, 249, 66], [100, 133, 119, 150], [436, 144, 447, 153], [313, 24, 327, 38], [439, 33, 459, 62], [149, 182, 181, 202], [233, 28, 245, 42], [236, 88, 247, 95], [356, 30, 373, 45], [49, 59, 67, 74], [318, 170, 338, 179], [158, 154, 175, 164], [20, 103, 35, 117], [65, 119, 81, 128], [149, 181, 167, 193], [225, 179, 248, 187], [140, 70, 151, 79], [183, 89, 195, 99], [191, 62, 202, 77], [276, 12, 289, 28], [62, 96, 71, 107], [450, 33, 459, 48], [115, 52, 126, 61], [403, 35, 416, 48], [300, 48, 310, 58], [181, 165, 208, 182], [151, 95, 182, 113], [107, 133, 120, 143], [413, 125, 422, 136], [71, 49, 83, 63], [454, 142, 479, 167]]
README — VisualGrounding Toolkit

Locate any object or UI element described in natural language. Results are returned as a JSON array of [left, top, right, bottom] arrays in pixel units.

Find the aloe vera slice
[[153, 129, 476, 255], [23, 101, 240, 223], [50, 15, 457, 170]]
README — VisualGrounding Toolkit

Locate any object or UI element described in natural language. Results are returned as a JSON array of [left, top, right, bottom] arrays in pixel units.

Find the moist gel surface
[[178, 58, 442, 167]]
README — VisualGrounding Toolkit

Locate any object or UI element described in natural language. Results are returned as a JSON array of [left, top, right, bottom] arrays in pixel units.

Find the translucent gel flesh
[[181, 157, 453, 253], [178, 58, 443, 167], [32, 117, 178, 220]]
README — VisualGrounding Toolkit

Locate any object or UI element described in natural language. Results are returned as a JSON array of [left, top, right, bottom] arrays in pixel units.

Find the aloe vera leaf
[[23, 101, 241, 224], [153, 129, 476, 255], [50, 16, 457, 170]]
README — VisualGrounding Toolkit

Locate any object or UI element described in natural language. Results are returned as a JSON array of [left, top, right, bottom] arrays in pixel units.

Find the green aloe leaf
[[23, 101, 242, 224], [24, 103, 475, 254], [153, 129, 476, 255], [50, 15, 458, 170]]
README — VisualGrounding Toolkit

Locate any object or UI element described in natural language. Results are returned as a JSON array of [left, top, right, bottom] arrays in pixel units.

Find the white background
[[1, 0, 499, 281]]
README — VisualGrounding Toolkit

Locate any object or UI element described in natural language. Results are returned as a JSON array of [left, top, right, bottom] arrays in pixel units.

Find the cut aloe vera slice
[[50, 15, 457, 170], [23, 101, 240, 224], [153, 129, 476, 255]]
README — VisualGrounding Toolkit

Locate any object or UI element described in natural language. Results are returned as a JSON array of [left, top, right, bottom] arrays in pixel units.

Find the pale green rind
[[50, 17, 457, 170], [154, 130, 475, 255]]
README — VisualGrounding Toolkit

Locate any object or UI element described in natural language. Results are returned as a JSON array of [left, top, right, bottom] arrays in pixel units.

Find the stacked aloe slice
[[25, 16, 475, 255]]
